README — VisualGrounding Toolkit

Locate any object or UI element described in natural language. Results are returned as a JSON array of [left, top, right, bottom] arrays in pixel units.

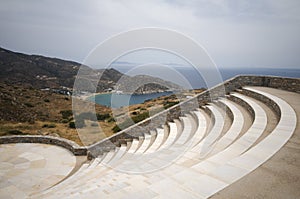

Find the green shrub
[[61, 119, 69, 123], [163, 101, 179, 109], [24, 102, 34, 107], [96, 113, 110, 121], [7, 130, 24, 135], [131, 111, 138, 115], [112, 111, 150, 133], [69, 121, 76, 129], [107, 117, 115, 122], [112, 125, 121, 133], [42, 124, 56, 128], [60, 110, 73, 119], [131, 111, 149, 123]]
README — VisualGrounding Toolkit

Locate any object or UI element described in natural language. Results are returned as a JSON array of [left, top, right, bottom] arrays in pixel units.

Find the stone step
[[208, 98, 244, 156]]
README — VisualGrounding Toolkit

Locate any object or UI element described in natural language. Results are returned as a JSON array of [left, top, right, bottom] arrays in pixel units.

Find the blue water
[[114, 65, 300, 90], [89, 91, 173, 108], [174, 67, 300, 89], [90, 67, 300, 108]]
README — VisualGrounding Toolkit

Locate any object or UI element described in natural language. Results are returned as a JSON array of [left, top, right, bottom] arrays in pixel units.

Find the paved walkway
[[0, 143, 76, 198]]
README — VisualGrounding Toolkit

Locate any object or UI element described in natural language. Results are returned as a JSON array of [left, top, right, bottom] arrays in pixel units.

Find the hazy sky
[[1, 0, 300, 68]]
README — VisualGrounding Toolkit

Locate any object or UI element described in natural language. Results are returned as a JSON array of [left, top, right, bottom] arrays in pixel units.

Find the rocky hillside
[[0, 47, 181, 93]]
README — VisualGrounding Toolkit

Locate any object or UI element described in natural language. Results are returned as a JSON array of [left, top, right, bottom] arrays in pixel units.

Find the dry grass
[[0, 82, 205, 146]]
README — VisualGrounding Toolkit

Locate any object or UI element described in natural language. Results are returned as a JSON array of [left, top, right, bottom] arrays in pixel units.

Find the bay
[[89, 91, 173, 108]]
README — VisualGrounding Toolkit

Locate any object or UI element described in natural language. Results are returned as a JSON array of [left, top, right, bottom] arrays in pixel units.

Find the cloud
[[0, 0, 299, 68]]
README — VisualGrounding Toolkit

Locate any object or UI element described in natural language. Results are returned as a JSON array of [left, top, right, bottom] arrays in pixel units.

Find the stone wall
[[238, 89, 281, 120], [0, 135, 87, 156]]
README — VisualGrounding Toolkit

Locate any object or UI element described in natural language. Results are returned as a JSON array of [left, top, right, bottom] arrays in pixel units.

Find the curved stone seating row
[[180, 87, 297, 198], [190, 104, 225, 158], [208, 98, 244, 156], [33, 87, 297, 199], [52, 99, 238, 197], [88, 91, 268, 197], [39, 113, 200, 195], [190, 109, 208, 148], [35, 112, 202, 196], [36, 104, 217, 197], [101, 89, 282, 198], [140, 88, 295, 199], [36, 92, 243, 197], [145, 128, 165, 154], [190, 92, 267, 174], [160, 122, 178, 149]]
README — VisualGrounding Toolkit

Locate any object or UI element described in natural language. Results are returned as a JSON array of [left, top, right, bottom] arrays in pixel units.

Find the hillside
[[0, 82, 114, 145], [0, 47, 186, 145], [0, 47, 181, 93]]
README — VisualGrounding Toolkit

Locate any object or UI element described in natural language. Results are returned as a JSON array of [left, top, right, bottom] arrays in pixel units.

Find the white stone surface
[[0, 143, 76, 198]]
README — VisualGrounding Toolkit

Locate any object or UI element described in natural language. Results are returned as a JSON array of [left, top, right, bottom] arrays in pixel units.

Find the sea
[[89, 91, 173, 108], [91, 67, 300, 108]]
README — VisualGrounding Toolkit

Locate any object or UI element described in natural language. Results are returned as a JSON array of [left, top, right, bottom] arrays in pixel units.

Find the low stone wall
[[215, 101, 234, 122], [239, 89, 281, 120], [0, 135, 87, 156], [227, 95, 255, 118]]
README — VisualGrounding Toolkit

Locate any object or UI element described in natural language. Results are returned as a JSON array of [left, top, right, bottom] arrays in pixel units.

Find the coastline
[[78, 89, 176, 101]]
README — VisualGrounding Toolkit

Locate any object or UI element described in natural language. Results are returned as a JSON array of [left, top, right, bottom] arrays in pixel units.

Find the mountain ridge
[[0, 47, 181, 93]]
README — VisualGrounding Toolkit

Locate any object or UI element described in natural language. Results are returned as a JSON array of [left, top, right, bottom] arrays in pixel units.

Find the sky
[[0, 0, 300, 69]]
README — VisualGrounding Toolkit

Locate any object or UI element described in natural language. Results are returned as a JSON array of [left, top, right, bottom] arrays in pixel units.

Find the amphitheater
[[0, 75, 299, 198]]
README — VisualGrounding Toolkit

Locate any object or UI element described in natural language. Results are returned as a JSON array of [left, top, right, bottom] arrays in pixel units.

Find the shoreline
[[78, 90, 176, 101]]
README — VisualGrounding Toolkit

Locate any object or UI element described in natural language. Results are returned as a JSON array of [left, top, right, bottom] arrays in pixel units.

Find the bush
[[69, 120, 85, 129], [163, 101, 179, 109], [69, 121, 76, 128], [112, 125, 121, 133], [44, 99, 50, 102], [7, 130, 24, 135], [42, 123, 56, 128], [96, 113, 110, 121], [107, 117, 115, 122], [61, 119, 69, 123], [111, 111, 150, 133], [131, 111, 149, 123], [60, 110, 73, 119], [24, 102, 34, 107], [131, 111, 138, 115]]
